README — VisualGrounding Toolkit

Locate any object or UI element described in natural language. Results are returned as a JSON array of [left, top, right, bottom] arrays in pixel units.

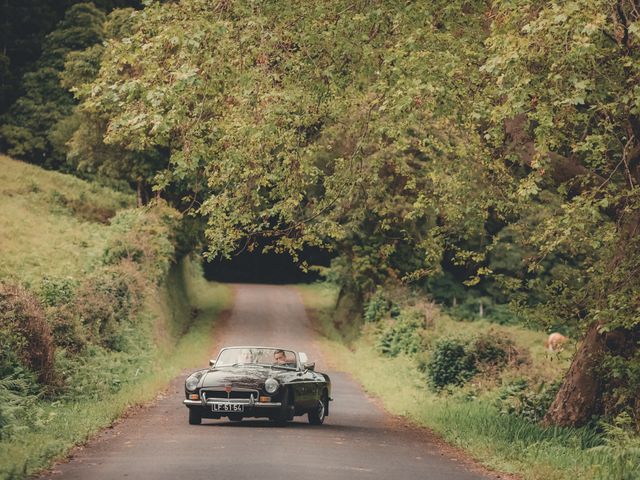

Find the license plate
[[211, 403, 244, 412]]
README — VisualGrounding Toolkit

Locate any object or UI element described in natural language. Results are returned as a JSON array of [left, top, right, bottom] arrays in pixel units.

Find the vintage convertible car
[[183, 346, 331, 426]]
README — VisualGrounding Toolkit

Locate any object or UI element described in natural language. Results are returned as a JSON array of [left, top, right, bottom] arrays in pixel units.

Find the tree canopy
[[81, 1, 504, 288]]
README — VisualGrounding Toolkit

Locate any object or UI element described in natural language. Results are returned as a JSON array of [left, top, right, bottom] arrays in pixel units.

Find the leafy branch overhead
[[84, 0, 500, 281]]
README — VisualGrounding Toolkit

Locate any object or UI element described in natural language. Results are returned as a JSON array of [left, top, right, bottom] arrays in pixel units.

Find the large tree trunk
[[137, 180, 144, 207], [544, 321, 640, 426], [331, 282, 364, 344], [543, 322, 606, 426]]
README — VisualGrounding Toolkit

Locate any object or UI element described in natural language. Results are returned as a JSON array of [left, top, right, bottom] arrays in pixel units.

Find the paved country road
[[40, 285, 498, 480]]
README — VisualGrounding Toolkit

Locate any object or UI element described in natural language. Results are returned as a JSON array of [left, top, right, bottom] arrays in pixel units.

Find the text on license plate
[[211, 403, 244, 412]]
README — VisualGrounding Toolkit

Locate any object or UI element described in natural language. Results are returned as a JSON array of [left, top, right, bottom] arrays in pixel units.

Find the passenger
[[238, 349, 253, 364]]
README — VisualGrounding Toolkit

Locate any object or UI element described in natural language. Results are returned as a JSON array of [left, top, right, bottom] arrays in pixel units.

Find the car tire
[[308, 393, 327, 425], [188, 408, 202, 425]]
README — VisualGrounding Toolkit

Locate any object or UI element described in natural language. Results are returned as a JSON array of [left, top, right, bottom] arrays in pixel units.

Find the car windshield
[[215, 347, 297, 369]]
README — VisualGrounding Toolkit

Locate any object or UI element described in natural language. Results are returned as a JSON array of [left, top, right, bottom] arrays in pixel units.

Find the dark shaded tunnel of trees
[[202, 245, 332, 284]]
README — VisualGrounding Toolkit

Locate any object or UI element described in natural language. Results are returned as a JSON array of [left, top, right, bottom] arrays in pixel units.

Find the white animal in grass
[[544, 332, 568, 352]]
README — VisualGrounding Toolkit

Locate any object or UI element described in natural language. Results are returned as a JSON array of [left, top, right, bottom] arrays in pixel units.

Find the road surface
[[40, 284, 497, 480]]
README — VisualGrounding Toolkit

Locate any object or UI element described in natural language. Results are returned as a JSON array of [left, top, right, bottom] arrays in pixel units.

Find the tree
[[0, 2, 105, 168], [483, 0, 640, 426], [0, 0, 143, 116], [81, 0, 501, 281], [62, 8, 168, 203]]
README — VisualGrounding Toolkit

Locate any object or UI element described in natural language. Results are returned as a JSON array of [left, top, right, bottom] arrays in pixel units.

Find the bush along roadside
[[298, 283, 640, 480], [0, 201, 229, 479]]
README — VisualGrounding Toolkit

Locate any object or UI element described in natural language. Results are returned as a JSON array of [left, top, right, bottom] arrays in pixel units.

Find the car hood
[[201, 366, 280, 389]]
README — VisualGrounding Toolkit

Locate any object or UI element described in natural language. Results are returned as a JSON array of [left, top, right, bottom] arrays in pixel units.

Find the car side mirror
[[209, 359, 216, 367], [303, 362, 315, 371]]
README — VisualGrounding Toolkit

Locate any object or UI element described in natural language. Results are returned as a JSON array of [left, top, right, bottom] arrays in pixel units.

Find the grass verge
[[0, 257, 230, 480], [0, 155, 132, 284], [297, 283, 635, 480]]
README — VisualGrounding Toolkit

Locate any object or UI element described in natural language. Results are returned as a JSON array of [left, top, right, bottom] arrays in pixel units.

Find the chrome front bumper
[[183, 399, 282, 407], [184, 388, 282, 408]]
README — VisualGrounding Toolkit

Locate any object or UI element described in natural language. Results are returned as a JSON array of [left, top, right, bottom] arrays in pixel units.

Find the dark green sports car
[[183, 346, 331, 426]]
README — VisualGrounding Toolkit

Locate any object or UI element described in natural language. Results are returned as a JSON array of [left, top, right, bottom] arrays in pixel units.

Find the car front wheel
[[308, 394, 327, 425], [188, 408, 202, 425]]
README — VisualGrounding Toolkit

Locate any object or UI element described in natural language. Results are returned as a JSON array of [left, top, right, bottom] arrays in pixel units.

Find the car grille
[[201, 389, 258, 400]]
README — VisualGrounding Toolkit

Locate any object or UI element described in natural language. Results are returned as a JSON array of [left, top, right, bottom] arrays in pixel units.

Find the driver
[[273, 349, 292, 366], [274, 349, 287, 364]]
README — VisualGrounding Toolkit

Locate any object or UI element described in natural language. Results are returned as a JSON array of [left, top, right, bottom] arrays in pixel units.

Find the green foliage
[[448, 296, 520, 326], [375, 309, 425, 358], [80, 0, 499, 292], [0, 283, 57, 387], [426, 338, 477, 391], [0, 0, 141, 116], [7, 0, 640, 433], [0, 256, 230, 479], [0, 374, 48, 441], [424, 272, 467, 307], [425, 332, 515, 391], [468, 333, 512, 368], [0, 159, 221, 478], [600, 351, 640, 422], [590, 413, 640, 480], [483, 1, 640, 333], [102, 201, 180, 281], [497, 379, 562, 423], [38, 277, 77, 307], [0, 3, 106, 168], [363, 288, 400, 323], [74, 263, 144, 350]]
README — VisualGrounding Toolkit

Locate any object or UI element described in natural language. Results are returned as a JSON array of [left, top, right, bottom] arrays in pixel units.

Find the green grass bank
[[0, 157, 230, 479], [298, 283, 640, 480], [0, 155, 132, 284]]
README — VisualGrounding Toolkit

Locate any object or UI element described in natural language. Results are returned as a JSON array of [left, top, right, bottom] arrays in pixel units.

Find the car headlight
[[185, 374, 201, 391], [264, 378, 279, 394]]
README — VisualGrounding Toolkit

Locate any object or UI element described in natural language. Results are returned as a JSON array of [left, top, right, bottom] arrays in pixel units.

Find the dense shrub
[[38, 276, 77, 307], [468, 332, 512, 368], [46, 303, 87, 352], [496, 378, 561, 422], [424, 332, 519, 392], [75, 261, 144, 350], [0, 198, 183, 451], [426, 338, 477, 391], [0, 283, 58, 387], [364, 288, 400, 323], [102, 202, 179, 282], [0, 374, 48, 440], [376, 308, 425, 357]]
